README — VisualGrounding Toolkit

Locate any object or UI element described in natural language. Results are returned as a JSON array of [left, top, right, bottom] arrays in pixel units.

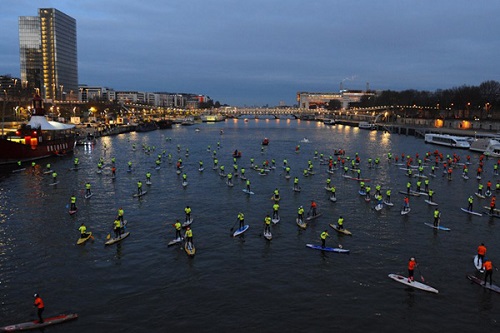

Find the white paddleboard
[[461, 208, 483, 216], [424, 200, 438, 206], [133, 190, 148, 197], [401, 208, 411, 215], [388, 274, 439, 294], [242, 189, 254, 195], [233, 225, 249, 237]]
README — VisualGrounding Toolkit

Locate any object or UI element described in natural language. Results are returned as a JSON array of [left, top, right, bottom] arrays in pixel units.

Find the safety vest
[[34, 297, 44, 309], [185, 207, 191, 215], [320, 231, 329, 240], [138, 182, 142, 188], [468, 197, 473, 204], [298, 208, 304, 215], [434, 210, 440, 218], [71, 196, 76, 204], [238, 213, 244, 221], [86, 183, 91, 190], [408, 261, 416, 270], [114, 220, 121, 229], [174, 222, 181, 230], [185, 230, 193, 237], [483, 261, 493, 271], [79, 225, 87, 234], [118, 209, 124, 217], [265, 216, 271, 225], [478, 245, 487, 255], [338, 217, 344, 226], [273, 204, 279, 211]]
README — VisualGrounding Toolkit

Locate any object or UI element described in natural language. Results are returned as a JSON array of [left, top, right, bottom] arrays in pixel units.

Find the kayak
[[424, 223, 451, 231], [233, 225, 249, 237], [305, 243, 350, 254], [329, 223, 352, 236], [467, 274, 500, 293], [388, 274, 439, 294], [167, 237, 183, 246], [0, 313, 78, 332], [184, 241, 196, 257], [306, 213, 322, 221], [473, 255, 485, 273], [296, 218, 307, 229], [133, 191, 148, 197], [105, 232, 130, 246], [461, 208, 483, 216], [76, 232, 93, 245]]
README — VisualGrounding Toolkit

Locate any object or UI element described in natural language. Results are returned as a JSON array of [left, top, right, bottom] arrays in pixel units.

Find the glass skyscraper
[[19, 8, 78, 101]]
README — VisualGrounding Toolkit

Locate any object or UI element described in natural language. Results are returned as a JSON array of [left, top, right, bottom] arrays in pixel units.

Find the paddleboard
[[69, 208, 78, 215], [374, 203, 383, 211], [0, 313, 78, 332], [467, 274, 500, 293], [12, 168, 26, 173], [182, 181, 188, 187], [461, 208, 483, 216], [424, 223, 451, 231], [358, 190, 366, 196], [168, 237, 183, 246], [462, 174, 469, 179], [242, 189, 254, 195], [146, 180, 152, 185], [383, 200, 394, 206], [133, 191, 148, 197], [398, 190, 420, 197], [263, 230, 272, 240], [292, 187, 301, 192], [475, 193, 486, 199], [105, 232, 130, 245], [305, 243, 350, 254], [49, 181, 60, 186], [388, 274, 439, 294], [233, 225, 249, 237], [329, 196, 337, 202], [272, 216, 280, 224], [424, 200, 438, 206], [43, 170, 53, 174], [473, 255, 485, 273], [306, 212, 322, 221], [184, 241, 196, 256], [84, 193, 93, 199], [182, 218, 194, 228], [76, 232, 93, 245], [329, 223, 352, 235], [482, 206, 500, 213], [401, 208, 411, 215], [296, 218, 307, 229], [349, 177, 371, 182], [198, 167, 204, 172], [226, 181, 234, 187]]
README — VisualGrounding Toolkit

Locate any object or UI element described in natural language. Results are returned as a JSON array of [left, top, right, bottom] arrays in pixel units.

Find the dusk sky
[[1, 0, 499, 106]]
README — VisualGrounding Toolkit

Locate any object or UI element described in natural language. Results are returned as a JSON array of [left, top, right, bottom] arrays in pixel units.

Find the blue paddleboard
[[305, 243, 350, 254], [233, 225, 249, 237]]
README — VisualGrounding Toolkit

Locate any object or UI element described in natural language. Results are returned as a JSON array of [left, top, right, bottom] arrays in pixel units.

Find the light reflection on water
[[0, 120, 498, 332]]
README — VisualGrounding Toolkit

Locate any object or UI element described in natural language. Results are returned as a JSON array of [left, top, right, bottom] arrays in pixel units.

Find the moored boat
[[424, 133, 471, 149], [0, 95, 75, 165]]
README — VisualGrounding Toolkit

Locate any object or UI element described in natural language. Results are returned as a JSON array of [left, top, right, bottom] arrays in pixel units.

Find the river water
[[0, 118, 499, 332]]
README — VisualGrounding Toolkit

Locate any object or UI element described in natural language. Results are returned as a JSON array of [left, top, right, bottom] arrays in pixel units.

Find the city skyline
[[1, 0, 499, 106]]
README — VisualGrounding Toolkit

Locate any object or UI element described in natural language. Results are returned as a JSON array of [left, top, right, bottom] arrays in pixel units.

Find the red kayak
[[0, 313, 78, 332]]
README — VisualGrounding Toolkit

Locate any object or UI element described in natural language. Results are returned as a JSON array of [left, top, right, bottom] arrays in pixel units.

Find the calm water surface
[[0, 119, 499, 332]]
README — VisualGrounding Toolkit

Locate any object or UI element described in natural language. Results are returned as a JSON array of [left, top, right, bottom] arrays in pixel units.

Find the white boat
[[484, 139, 500, 157], [424, 133, 471, 149], [323, 119, 336, 125], [469, 138, 495, 153], [358, 122, 376, 130]]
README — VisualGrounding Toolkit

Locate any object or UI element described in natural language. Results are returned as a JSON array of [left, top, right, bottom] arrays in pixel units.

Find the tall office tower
[[19, 8, 78, 101]]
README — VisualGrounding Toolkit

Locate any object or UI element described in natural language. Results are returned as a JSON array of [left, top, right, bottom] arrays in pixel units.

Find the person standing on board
[[78, 223, 91, 239], [433, 208, 440, 227], [385, 189, 392, 203], [483, 259, 493, 286], [297, 206, 304, 221], [33, 293, 44, 324], [184, 206, 192, 222], [173, 220, 182, 240], [246, 179, 251, 192], [320, 230, 330, 248], [137, 180, 143, 196], [117, 207, 124, 222], [52, 171, 57, 183], [237, 212, 245, 229], [403, 197, 410, 212], [477, 243, 487, 266], [184, 227, 193, 245], [310, 200, 317, 216], [70, 195, 77, 211], [293, 177, 300, 190], [467, 195, 474, 211], [264, 215, 272, 233], [490, 196, 496, 215], [85, 182, 91, 197], [113, 218, 122, 238], [146, 172, 151, 183], [272, 202, 280, 219], [337, 216, 344, 230], [408, 257, 417, 283]]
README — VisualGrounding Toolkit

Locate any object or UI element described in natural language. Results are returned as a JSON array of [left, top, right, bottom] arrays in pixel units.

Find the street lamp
[[59, 85, 64, 101]]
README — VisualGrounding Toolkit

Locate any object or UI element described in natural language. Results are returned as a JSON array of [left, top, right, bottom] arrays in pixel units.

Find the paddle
[[229, 218, 238, 236], [417, 265, 425, 282]]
